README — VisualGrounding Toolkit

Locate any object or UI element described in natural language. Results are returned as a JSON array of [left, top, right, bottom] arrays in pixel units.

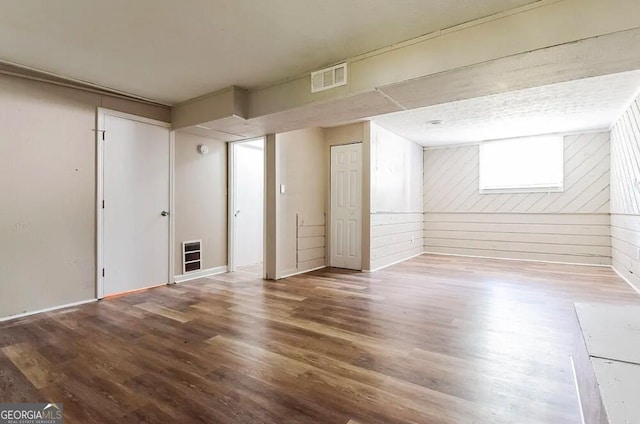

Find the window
[[479, 135, 563, 193]]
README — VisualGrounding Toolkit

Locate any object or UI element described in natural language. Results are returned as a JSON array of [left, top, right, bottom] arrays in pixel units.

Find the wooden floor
[[1, 254, 638, 423]]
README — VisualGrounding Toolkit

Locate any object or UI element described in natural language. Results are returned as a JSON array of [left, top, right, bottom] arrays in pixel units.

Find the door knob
[[161, 211, 170, 217], [235, 210, 241, 217]]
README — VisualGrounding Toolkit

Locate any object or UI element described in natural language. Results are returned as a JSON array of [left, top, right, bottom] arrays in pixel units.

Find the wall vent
[[311, 63, 347, 93], [182, 240, 202, 273]]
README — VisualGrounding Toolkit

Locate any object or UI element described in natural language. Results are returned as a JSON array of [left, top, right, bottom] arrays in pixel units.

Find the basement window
[[479, 135, 564, 193]]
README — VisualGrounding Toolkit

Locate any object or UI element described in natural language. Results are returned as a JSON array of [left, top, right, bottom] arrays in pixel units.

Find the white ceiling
[[372, 71, 640, 147], [0, 0, 537, 104]]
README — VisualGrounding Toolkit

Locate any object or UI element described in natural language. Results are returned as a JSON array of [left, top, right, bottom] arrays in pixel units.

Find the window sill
[[479, 187, 564, 194]]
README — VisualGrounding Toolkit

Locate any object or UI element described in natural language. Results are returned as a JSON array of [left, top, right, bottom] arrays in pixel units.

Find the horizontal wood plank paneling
[[424, 237, 610, 257], [297, 214, 326, 272], [298, 226, 325, 238], [298, 236, 325, 250], [424, 230, 610, 246], [610, 94, 640, 292], [424, 212, 611, 265], [371, 213, 423, 270], [424, 133, 610, 214], [423, 213, 609, 225], [424, 221, 610, 236], [424, 246, 608, 265]]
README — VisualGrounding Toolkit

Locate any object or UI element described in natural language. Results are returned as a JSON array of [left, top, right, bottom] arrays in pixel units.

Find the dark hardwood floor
[[1, 254, 638, 423]]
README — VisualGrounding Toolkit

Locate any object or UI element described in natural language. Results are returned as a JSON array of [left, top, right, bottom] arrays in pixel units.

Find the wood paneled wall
[[611, 95, 640, 291], [296, 214, 326, 273], [424, 213, 610, 265], [370, 213, 424, 271], [423, 132, 612, 265], [369, 124, 424, 271]]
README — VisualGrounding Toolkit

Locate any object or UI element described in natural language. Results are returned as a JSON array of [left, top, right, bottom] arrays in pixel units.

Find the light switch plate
[[280, 184, 286, 194]]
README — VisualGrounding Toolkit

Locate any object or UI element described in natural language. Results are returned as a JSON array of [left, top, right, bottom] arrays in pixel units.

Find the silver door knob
[[161, 211, 170, 217]]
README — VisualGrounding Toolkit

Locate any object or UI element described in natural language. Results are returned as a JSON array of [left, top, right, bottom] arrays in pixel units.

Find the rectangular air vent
[[182, 240, 202, 273], [311, 63, 347, 93]]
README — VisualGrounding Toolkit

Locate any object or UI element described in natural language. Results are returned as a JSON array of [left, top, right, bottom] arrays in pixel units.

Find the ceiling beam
[[173, 0, 640, 140], [172, 85, 247, 129]]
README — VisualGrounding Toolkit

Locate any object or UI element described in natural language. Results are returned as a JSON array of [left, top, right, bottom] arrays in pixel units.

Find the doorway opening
[[228, 137, 265, 277]]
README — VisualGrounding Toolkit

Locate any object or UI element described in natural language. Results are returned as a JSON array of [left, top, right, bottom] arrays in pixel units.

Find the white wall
[[424, 132, 612, 265], [324, 122, 372, 270], [610, 94, 640, 292], [174, 132, 227, 276], [275, 127, 326, 277], [0, 74, 169, 319], [369, 123, 424, 270]]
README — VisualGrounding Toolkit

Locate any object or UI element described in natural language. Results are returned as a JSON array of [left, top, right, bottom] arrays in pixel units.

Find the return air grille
[[311, 63, 347, 93], [182, 240, 202, 273]]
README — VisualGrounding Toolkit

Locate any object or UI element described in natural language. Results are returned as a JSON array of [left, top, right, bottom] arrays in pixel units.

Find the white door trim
[[95, 107, 174, 299], [227, 141, 236, 272], [227, 137, 265, 273], [169, 130, 176, 285]]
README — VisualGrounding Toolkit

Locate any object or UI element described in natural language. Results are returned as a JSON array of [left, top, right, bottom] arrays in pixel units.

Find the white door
[[233, 139, 264, 268], [330, 143, 362, 270], [102, 113, 170, 297]]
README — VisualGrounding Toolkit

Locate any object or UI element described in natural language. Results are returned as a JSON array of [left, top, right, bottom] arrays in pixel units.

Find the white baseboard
[[0, 298, 97, 323], [366, 251, 425, 273], [279, 266, 326, 279], [174, 265, 228, 283], [277, 267, 298, 279], [422, 251, 611, 268], [611, 265, 640, 295]]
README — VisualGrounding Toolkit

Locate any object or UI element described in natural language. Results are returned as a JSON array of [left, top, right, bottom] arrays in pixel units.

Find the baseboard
[[422, 251, 611, 268], [611, 265, 640, 295], [174, 265, 228, 283], [0, 298, 97, 323], [366, 251, 425, 273], [279, 266, 326, 279]]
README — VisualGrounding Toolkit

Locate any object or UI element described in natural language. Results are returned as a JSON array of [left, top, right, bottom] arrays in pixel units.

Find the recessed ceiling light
[[426, 120, 444, 126], [196, 124, 211, 130]]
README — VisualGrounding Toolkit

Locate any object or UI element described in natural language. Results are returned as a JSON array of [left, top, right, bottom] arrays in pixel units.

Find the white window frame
[[479, 135, 564, 194]]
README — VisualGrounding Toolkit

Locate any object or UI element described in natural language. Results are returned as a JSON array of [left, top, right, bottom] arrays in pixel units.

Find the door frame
[[95, 107, 175, 299], [227, 137, 266, 273], [328, 142, 363, 270]]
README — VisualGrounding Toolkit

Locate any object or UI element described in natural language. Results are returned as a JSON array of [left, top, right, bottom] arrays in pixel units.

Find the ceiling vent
[[311, 63, 347, 93]]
